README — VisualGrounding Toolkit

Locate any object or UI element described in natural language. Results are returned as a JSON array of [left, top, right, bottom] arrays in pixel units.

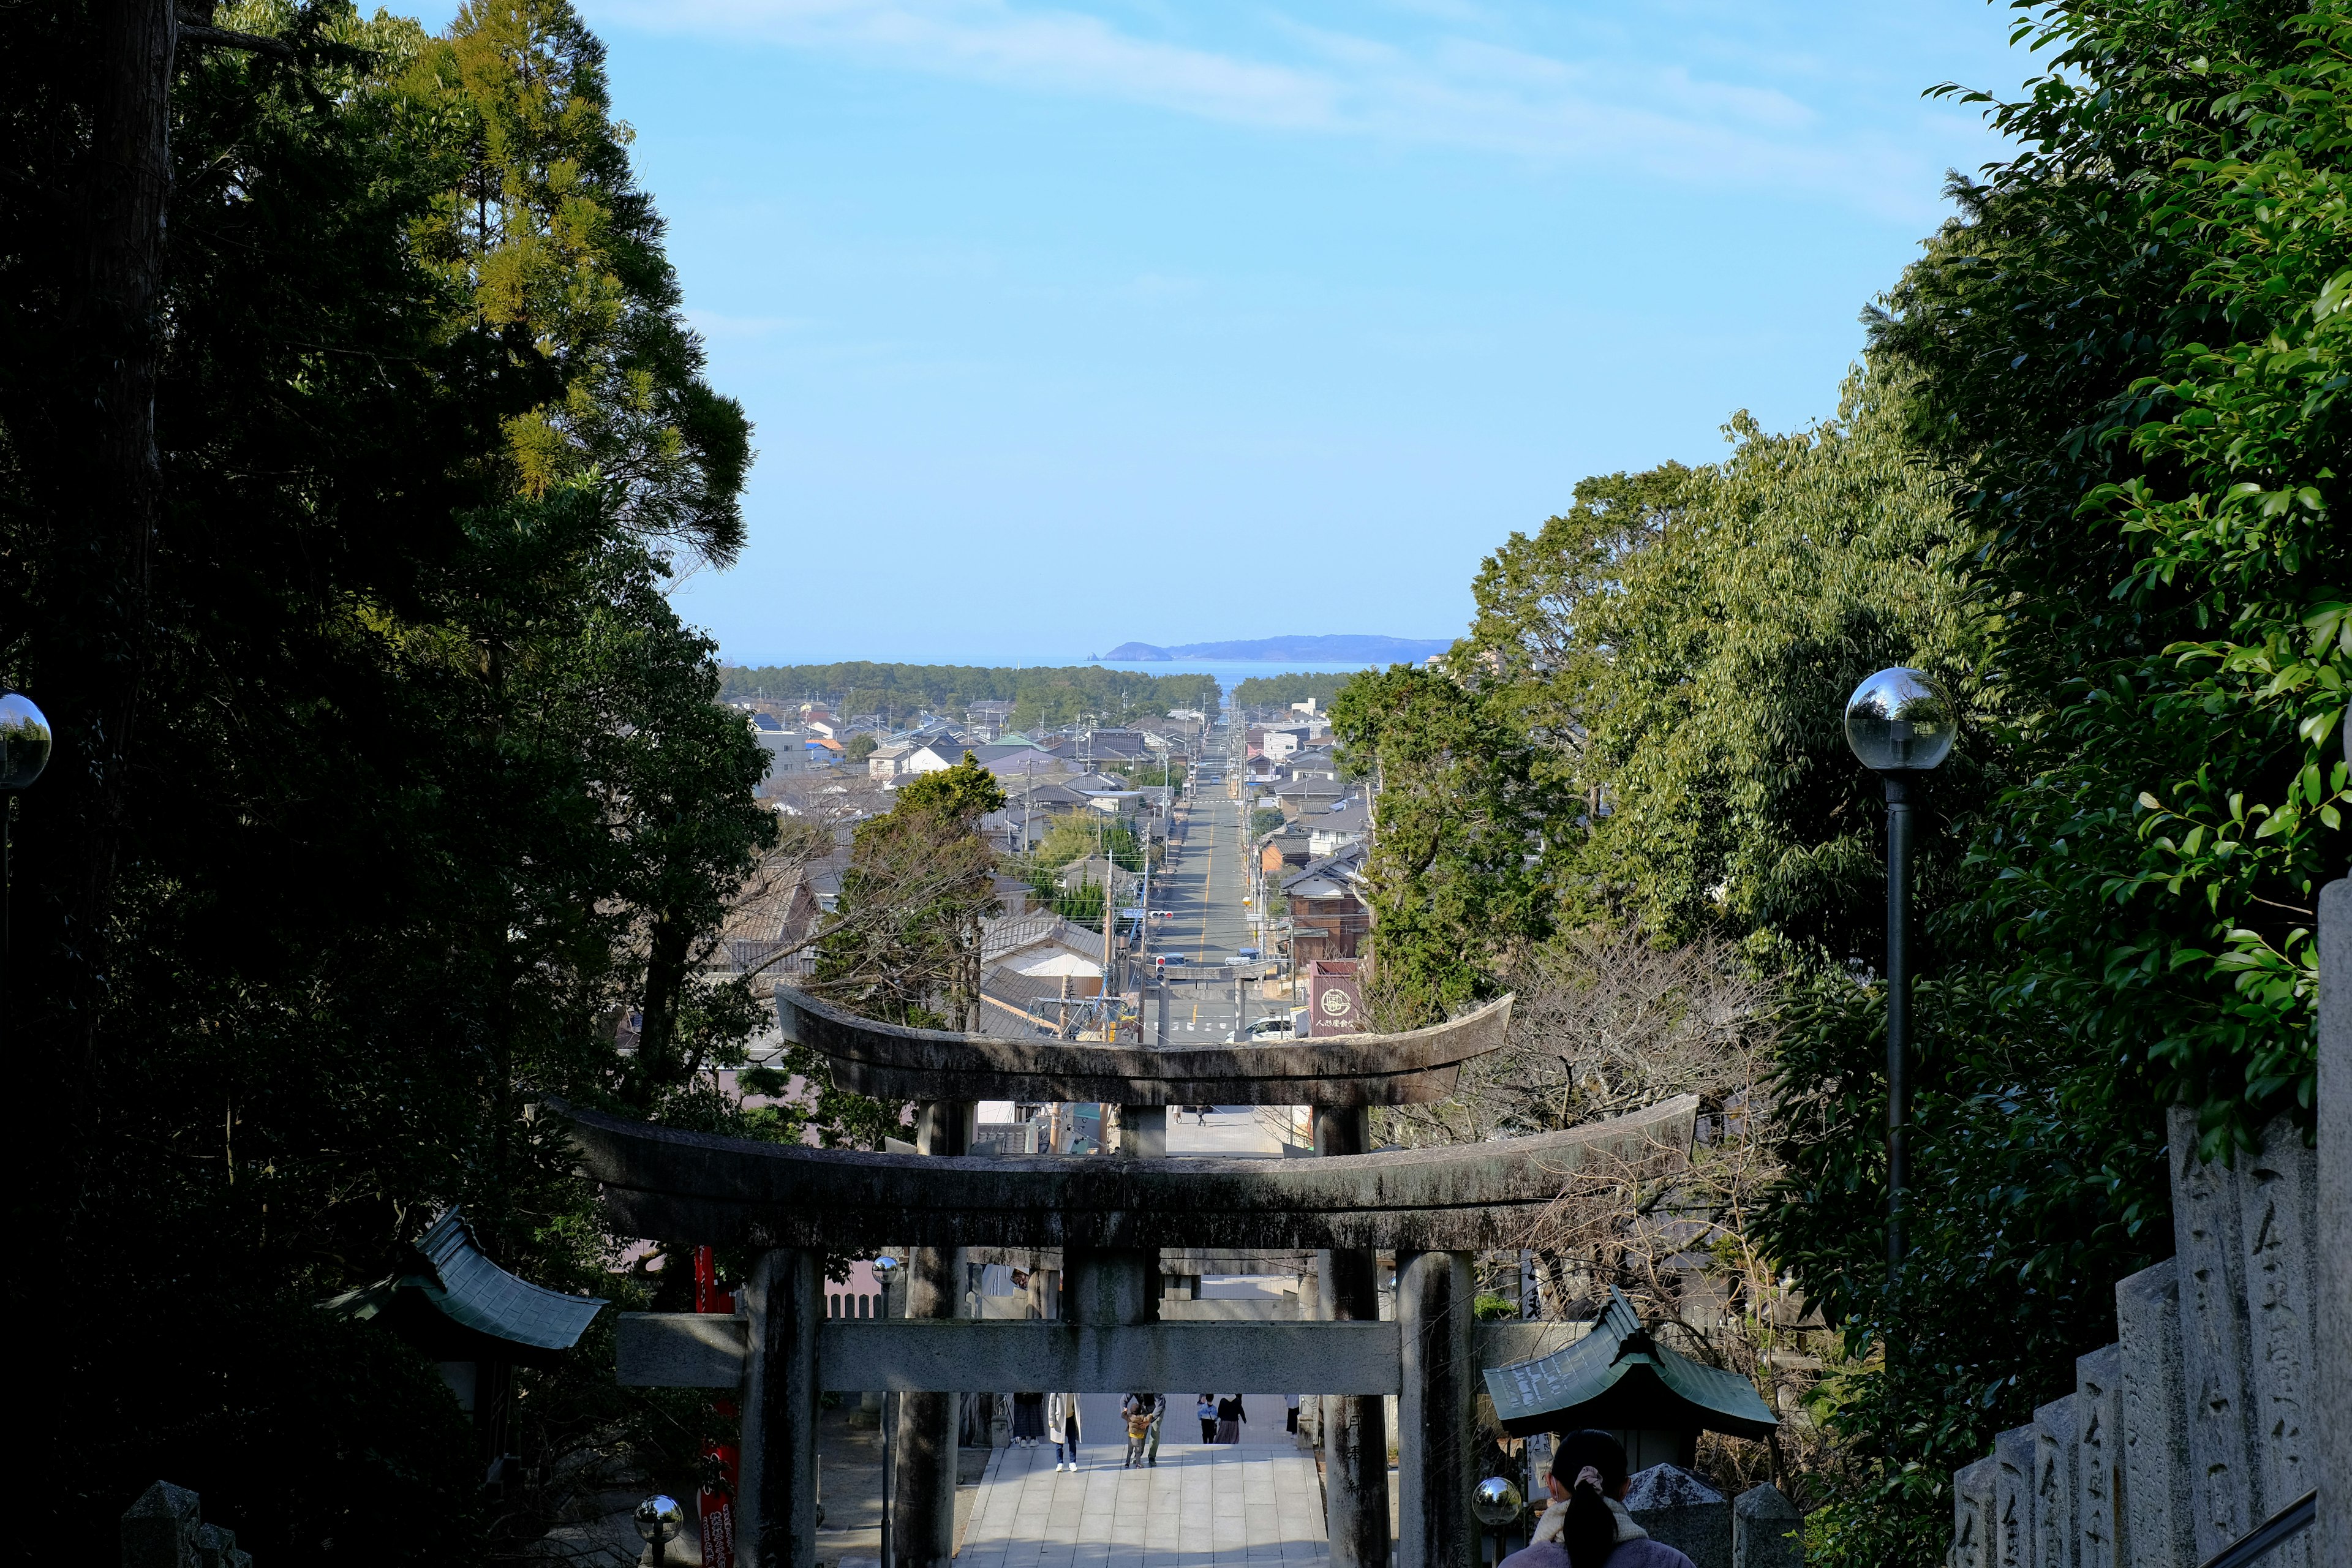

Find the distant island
[[1102, 633, 1452, 663]]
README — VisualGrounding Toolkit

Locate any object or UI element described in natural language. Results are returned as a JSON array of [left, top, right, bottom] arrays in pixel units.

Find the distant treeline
[[720, 662, 1221, 730], [1230, 670, 1364, 711]]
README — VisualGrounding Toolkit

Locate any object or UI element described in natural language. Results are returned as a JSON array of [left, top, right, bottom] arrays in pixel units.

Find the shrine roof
[[1483, 1287, 1777, 1441]]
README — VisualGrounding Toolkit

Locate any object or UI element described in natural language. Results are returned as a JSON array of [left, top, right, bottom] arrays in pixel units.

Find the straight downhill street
[[1144, 724, 1280, 1047]]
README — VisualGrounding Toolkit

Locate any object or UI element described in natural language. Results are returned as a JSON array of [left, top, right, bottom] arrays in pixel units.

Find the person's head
[[1548, 1430, 1631, 1568]]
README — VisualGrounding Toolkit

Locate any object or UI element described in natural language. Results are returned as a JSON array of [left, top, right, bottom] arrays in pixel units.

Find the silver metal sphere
[[1472, 1474, 1525, 1526], [0, 692, 51, 791], [1844, 667, 1958, 774], [635, 1494, 684, 1542]]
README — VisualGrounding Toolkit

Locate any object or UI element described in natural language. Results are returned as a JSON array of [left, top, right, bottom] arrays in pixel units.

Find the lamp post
[[1, 692, 55, 1065], [1842, 668, 1958, 1277], [633, 1494, 684, 1567], [1471, 1474, 1524, 1567]]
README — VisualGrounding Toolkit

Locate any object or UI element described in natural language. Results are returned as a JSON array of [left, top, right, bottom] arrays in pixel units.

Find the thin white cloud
[[590, 0, 1965, 214]]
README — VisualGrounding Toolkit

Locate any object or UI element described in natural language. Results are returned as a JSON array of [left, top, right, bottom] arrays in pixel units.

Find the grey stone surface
[[2320, 880, 2349, 1568], [1624, 1464, 1730, 1568], [616, 1311, 746, 1387], [1315, 1099, 1390, 1568], [2168, 1103, 2263, 1557], [2074, 1347, 2125, 1568], [195, 1523, 252, 1568], [1952, 1457, 1997, 1568], [559, 1091, 1699, 1251], [736, 1247, 822, 1568], [2115, 1260, 2194, 1568], [2032, 1395, 2079, 1568], [818, 1318, 1403, 1393], [2239, 1114, 2318, 1568], [1396, 1250, 1476, 1568], [776, 981, 1512, 1105], [121, 1481, 202, 1568], [1730, 1482, 1801, 1568], [1994, 1424, 2035, 1568]]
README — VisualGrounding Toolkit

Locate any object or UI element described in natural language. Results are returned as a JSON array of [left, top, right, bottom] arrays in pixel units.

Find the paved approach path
[[956, 1439, 1328, 1566]]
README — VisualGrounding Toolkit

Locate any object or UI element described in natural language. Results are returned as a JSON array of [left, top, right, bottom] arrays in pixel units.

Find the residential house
[[867, 741, 913, 779], [1282, 843, 1370, 962], [707, 863, 824, 978], [1272, 777, 1349, 818], [1307, 800, 1370, 859]]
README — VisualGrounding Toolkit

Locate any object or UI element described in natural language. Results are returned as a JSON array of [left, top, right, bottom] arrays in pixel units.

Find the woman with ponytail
[[1498, 1430, 1695, 1568]]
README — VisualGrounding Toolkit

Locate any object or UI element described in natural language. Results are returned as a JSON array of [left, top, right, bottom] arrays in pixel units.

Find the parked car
[[1245, 1016, 1294, 1039]]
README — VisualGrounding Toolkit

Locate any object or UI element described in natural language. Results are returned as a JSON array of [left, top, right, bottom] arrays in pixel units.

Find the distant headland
[[1099, 634, 1452, 663]]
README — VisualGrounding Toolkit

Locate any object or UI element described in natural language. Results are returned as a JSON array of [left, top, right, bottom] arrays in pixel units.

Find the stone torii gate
[[570, 986, 1699, 1568]]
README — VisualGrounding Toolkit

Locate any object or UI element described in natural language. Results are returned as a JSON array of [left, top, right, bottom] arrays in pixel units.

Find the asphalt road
[[1144, 723, 1278, 1046]]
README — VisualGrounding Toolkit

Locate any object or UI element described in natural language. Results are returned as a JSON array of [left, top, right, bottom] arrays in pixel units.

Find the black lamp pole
[[1882, 772, 1914, 1272], [1, 692, 57, 1067], [1843, 668, 1956, 1288]]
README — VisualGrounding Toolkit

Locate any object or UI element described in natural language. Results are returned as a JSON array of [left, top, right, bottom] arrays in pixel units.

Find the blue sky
[[454, 1, 2043, 664]]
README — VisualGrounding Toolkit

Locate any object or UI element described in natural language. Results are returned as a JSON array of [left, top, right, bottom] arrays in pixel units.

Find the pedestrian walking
[[1215, 1393, 1245, 1444], [1196, 1393, 1216, 1442], [1047, 1390, 1083, 1472], [1499, 1428, 1697, 1568], [1120, 1393, 1156, 1468], [1010, 1391, 1045, 1447], [1143, 1390, 1164, 1466], [1285, 1393, 1300, 1434]]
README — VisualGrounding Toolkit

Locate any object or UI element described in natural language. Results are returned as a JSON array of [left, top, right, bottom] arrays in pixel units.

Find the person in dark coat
[[1213, 1393, 1245, 1443], [1499, 1430, 1696, 1568], [1010, 1391, 1046, 1446]]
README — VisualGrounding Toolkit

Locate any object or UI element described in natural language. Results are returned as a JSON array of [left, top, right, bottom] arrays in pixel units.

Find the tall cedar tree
[[1, 2, 775, 1559]]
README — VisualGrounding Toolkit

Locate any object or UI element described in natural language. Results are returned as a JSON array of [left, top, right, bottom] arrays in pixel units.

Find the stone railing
[[1945, 876, 2348, 1568]]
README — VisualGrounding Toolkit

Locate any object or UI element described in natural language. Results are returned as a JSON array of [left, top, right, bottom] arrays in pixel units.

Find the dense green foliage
[[1230, 669, 1360, 712], [2, 1, 783, 1555], [720, 660, 1220, 729], [1336, 2, 2344, 1556]]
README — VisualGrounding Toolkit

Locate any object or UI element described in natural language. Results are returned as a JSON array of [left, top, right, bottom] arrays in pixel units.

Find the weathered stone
[[195, 1523, 252, 1568], [1730, 1482, 1801, 1568], [2031, 1395, 2078, 1568], [1994, 1425, 2035, 1568], [1313, 1102, 1390, 1568], [2073, 1347, 2125, 1568], [1625, 1464, 1730, 1568], [1951, 1457, 1997, 1568], [2168, 1104, 2263, 1556], [736, 1248, 821, 1568], [558, 1093, 1699, 1251], [775, 981, 1512, 1105], [2114, 1260, 2194, 1568], [1396, 1250, 1476, 1568], [825, 1318, 1403, 1392], [2319, 880, 2350, 1568], [616, 1311, 745, 1387], [2238, 1113, 2318, 1568], [121, 1481, 202, 1568]]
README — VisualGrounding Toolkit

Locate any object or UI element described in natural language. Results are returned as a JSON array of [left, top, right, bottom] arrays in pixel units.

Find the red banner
[[1306, 959, 1364, 1036], [694, 1246, 739, 1568]]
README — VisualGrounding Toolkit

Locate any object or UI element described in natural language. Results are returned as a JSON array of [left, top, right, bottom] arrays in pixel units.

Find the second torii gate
[[567, 987, 1697, 1568]]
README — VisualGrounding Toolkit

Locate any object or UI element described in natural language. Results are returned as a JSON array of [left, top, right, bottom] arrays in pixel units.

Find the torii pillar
[[891, 1098, 972, 1568], [1315, 1104, 1393, 1568]]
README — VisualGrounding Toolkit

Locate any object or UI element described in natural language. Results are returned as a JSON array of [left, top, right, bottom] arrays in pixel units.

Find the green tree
[[1, 1, 774, 1554], [810, 757, 1007, 1030]]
